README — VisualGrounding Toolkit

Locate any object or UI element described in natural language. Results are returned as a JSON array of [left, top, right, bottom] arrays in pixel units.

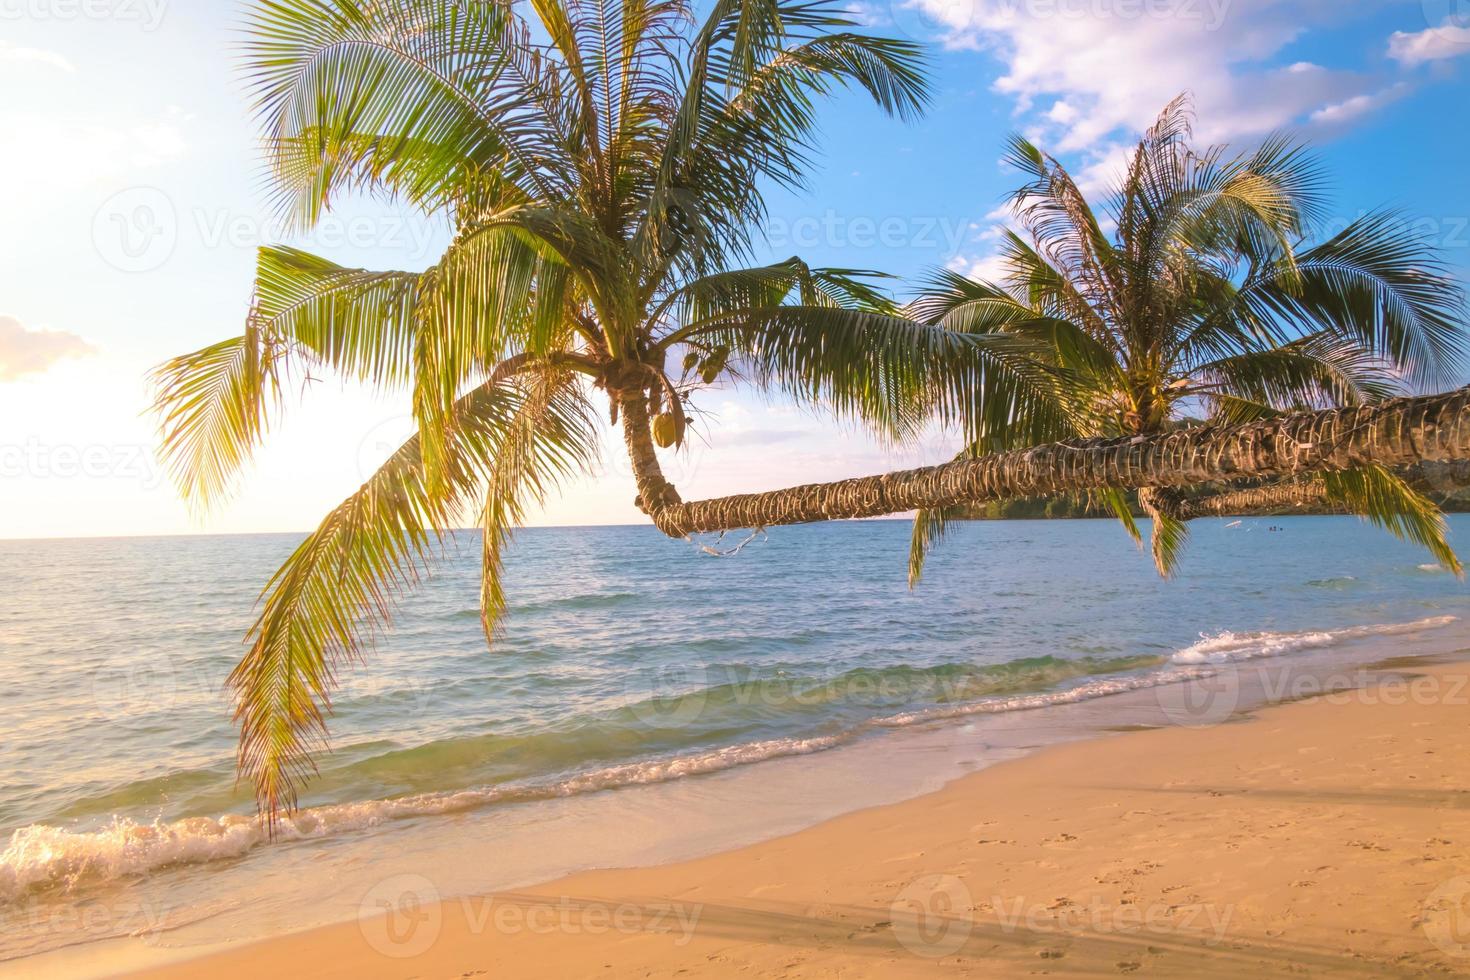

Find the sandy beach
[[116, 655, 1470, 979]]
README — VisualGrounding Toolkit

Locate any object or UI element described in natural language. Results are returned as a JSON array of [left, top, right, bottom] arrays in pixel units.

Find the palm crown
[[910, 96, 1466, 579], [153, 0, 1067, 818]]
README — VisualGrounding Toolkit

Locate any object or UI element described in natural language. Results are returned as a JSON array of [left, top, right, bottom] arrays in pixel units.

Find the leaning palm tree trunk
[[637, 388, 1470, 537], [1174, 461, 1470, 519]]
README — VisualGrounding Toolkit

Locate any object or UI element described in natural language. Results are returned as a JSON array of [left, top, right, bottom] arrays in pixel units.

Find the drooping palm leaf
[[909, 94, 1467, 576], [164, 0, 937, 821], [232, 362, 598, 819]]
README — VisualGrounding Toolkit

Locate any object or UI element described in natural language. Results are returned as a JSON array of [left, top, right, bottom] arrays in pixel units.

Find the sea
[[2, 516, 1468, 973]]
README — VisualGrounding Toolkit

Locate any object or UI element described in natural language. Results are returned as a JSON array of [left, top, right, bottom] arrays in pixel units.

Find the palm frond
[[231, 362, 599, 821], [151, 323, 282, 508], [907, 504, 961, 588], [246, 0, 573, 225], [1323, 465, 1462, 575], [1191, 332, 1400, 414], [1237, 210, 1468, 388], [478, 368, 600, 643]]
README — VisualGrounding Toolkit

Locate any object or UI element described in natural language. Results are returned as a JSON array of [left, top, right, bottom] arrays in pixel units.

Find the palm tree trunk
[[616, 386, 686, 537], [1173, 461, 1470, 519], [634, 387, 1470, 537]]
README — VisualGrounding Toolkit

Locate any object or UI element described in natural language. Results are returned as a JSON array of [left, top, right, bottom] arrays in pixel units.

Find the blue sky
[[1, 0, 1468, 538]]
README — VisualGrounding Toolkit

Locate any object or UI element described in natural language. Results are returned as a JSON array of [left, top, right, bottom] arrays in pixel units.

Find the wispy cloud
[[0, 106, 190, 215], [903, 0, 1395, 154], [0, 41, 74, 73], [1388, 19, 1470, 66], [1309, 82, 1411, 127], [0, 315, 95, 382]]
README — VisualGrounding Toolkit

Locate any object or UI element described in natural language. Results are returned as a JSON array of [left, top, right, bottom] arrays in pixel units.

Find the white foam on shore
[[869, 666, 1208, 727], [0, 734, 845, 904], [3, 614, 1457, 905], [1170, 615, 1457, 665]]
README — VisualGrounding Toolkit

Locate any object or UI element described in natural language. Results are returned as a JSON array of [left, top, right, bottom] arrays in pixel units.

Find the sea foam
[[1170, 615, 1456, 665], [2, 614, 1457, 904]]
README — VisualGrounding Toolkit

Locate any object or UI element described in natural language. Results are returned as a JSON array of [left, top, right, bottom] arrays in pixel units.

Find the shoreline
[[94, 653, 1470, 978]]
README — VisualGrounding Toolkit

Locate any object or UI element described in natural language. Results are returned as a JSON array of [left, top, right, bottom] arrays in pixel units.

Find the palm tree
[[154, 0, 1067, 818], [616, 387, 1470, 535], [901, 96, 1467, 581]]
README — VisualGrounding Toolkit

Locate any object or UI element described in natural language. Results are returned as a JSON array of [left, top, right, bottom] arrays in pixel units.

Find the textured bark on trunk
[[636, 387, 1470, 537], [1173, 460, 1470, 519], [616, 387, 687, 536]]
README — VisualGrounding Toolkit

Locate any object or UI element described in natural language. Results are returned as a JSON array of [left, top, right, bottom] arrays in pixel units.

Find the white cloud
[[907, 0, 1391, 153], [0, 41, 74, 73], [0, 106, 190, 212], [0, 316, 95, 382], [947, 252, 1009, 282], [1388, 19, 1470, 66], [1309, 83, 1410, 126]]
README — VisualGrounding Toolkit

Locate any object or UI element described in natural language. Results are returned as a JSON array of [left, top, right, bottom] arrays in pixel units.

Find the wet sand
[[122, 658, 1470, 978]]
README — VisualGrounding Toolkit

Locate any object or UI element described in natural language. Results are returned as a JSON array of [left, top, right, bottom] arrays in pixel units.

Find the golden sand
[[127, 660, 1470, 978]]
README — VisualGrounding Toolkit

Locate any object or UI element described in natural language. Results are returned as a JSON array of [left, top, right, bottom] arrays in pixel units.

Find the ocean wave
[[4, 615, 1456, 904], [868, 666, 1208, 727], [452, 591, 642, 620], [611, 653, 1167, 721], [1306, 575, 1357, 589], [0, 734, 844, 904], [1170, 615, 1456, 665]]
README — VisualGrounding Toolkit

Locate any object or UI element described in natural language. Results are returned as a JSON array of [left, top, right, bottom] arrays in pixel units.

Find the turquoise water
[[1, 516, 1468, 958]]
